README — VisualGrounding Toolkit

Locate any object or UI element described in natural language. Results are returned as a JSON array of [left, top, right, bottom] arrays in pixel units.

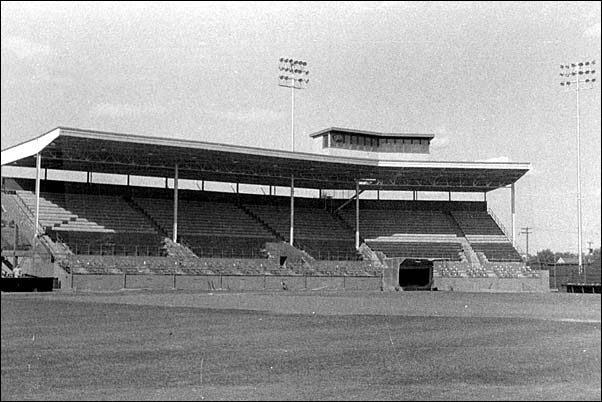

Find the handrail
[[8, 192, 72, 258], [487, 207, 526, 257]]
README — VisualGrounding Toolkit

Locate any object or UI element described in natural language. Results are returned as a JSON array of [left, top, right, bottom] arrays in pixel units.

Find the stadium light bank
[[278, 58, 310, 152], [559, 60, 597, 274]]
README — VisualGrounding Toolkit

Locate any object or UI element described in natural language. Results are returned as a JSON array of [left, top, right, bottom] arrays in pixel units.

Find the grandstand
[[1, 126, 549, 292]]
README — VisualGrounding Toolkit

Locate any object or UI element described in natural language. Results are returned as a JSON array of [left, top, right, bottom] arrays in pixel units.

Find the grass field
[[1, 290, 600, 401]]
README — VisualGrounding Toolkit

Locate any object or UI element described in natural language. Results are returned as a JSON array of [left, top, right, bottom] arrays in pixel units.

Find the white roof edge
[[1, 128, 61, 166], [377, 160, 531, 170]]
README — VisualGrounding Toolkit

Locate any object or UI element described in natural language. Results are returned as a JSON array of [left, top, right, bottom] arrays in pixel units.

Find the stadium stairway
[[237, 204, 286, 242], [2, 191, 71, 274], [125, 196, 169, 238], [330, 209, 362, 240]]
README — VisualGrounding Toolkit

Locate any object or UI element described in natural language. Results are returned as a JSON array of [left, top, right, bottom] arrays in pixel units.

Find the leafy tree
[[555, 251, 577, 260], [535, 249, 555, 264], [587, 248, 600, 267]]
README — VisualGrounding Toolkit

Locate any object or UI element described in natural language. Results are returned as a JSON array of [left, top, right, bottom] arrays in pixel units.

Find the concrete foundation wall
[[65, 274, 381, 292], [174, 276, 219, 291], [53, 264, 71, 290], [72, 274, 123, 291], [125, 275, 174, 290], [306, 276, 345, 290], [265, 276, 307, 290], [434, 271, 549, 293], [344, 276, 382, 290], [220, 275, 266, 291]]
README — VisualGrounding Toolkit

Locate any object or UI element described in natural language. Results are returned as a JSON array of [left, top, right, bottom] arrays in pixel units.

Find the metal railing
[[486, 207, 526, 257], [69, 242, 163, 256], [190, 247, 267, 259]]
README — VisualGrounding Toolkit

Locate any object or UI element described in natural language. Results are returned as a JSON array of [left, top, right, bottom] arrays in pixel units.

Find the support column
[[449, 192, 452, 201], [355, 181, 360, 250], [289, 175, 294, 246], [484, 192, 487, 202], [511, 183, 516, 247], [173, 164, 179, 242], [34, 152, 41, 242], [127, 175, 130, 186]]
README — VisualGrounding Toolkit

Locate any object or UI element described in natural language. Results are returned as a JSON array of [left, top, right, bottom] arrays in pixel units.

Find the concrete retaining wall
[[67, 274, 381, 292], [434, 271, 550, 293], [72, 274, 124, 291]]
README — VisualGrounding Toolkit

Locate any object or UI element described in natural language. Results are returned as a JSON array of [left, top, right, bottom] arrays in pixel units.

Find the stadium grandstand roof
[[1, 127, 530, 192]]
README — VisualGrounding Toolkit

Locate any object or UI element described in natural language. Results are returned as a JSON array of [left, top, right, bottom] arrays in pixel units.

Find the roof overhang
[[1, 127, 530, 192], [309, 127, 435, 139]]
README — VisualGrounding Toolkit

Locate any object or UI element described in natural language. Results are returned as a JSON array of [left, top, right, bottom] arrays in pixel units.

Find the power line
[[520, 227, 533, 257]]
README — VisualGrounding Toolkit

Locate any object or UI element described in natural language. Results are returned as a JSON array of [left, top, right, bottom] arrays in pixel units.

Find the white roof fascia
[[377, 160, 531, 171], [1, 128, 61, 166]]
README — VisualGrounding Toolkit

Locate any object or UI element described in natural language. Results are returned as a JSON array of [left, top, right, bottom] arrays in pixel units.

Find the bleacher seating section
[[3, 180, 526, 277], [16, 190, 164, 256], [244, 204, 359, 260], [132, 197, 276, 258], [366, 241, 463, 260], [451, 211, 521, 262], [471, 242, 522, 262], [1, 192, 32, 251], [338, 208, 461, 238], [450, 211, 505, 236], [17, 191, 157, 233]]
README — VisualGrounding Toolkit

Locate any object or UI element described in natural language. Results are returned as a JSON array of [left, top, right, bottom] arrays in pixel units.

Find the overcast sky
[[1, 1, 601, 254]]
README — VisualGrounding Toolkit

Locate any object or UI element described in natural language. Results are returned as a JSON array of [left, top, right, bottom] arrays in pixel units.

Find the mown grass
[[1, 291, 600, 401]]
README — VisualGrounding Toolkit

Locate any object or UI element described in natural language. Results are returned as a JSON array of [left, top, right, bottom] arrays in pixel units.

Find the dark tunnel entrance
[[399, 259, 433, 290]]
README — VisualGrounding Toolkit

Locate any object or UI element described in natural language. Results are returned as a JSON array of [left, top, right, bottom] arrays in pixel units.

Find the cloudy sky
[[1, 1, 601, 254]]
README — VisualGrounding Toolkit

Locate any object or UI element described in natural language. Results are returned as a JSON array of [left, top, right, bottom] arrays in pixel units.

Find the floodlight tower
[[278, 58, 309, 152], [559, 60, 597, 274]]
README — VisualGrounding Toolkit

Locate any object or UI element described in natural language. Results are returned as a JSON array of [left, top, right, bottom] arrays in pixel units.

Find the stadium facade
[[1, 126, 550, 292]]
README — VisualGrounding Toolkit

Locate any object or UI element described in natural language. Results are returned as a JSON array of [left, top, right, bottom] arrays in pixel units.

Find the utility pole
[[278, 58, 309, 152], [520, 227, 533, 259], [559, 60, 597, 275]]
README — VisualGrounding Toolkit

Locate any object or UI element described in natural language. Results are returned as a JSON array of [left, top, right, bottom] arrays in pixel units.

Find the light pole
[[278, 58, 309, 152], [559, 60, 597, 274]]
